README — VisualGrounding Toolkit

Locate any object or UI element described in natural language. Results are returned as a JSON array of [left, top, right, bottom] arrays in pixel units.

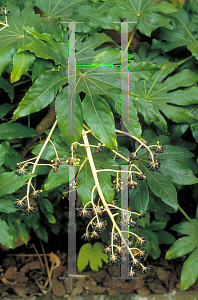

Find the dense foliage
[[0, 0, 198, 291]]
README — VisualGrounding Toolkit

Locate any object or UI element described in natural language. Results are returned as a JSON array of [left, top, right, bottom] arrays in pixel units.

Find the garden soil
[[0, 234, 198, 299]]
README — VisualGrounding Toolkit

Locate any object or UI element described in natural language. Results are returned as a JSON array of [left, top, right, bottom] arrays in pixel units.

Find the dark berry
[[99, 149, 102, 152], [69, 150, 72, 153]]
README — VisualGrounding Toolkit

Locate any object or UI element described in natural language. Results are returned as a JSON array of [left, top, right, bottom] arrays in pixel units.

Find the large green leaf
[[77, 152, 118, 206], [166, 219, 198, 290], [160, 159, 198, 185], [55, 87, 84, 145], [0, 45, 14, 76], [34, 0, 84, 40], [12, 68, 68, 120], [0, 144, 5, 167], [0, 171, 36, 197], [44, 163, 73, 191], [77, 242, 108, 272], [11, 51, 35, 84], [82, 94, 117, 150], [0, 123, 36, 139], [108, 0, 177, 36], [180, 248, 198, 291], [161, 7, 198, 60], [0, 198, 17, 213], [0, 3, 39, 51], [32, 141, 70, 161], [19, 27, 68, 67], [0, 218, 14, 248], [129, 180, 149, 215], [132, 63, 198, 132], [32, 58, 48, 82]]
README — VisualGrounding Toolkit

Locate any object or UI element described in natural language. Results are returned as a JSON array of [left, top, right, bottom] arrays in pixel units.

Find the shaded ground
[[0, 232, 198, 298]]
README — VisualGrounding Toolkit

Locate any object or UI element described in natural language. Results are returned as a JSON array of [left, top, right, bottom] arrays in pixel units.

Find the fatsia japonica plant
[[0, 0, 198, 291]]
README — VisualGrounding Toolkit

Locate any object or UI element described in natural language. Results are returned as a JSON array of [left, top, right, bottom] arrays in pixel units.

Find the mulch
[[0, 235, 198, 298]]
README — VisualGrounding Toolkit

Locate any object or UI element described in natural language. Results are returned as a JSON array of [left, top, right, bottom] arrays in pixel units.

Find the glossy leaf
[[77, 153, 118, 206], [0, 123, 36, 139], [19, 27, 68, 67], [13, 68, 68, 120], [0, 171, 36, 198], [0, 198, 17, 213], [0, 44, 14, 76], [82, 94, 117, 150], [180, 248, 198, 291], [166, 219, 198, 290], [11, 51, 35, 83], [0, 144, 5, 167], [0, 3, 39, 51], [129, 180, 149, 215], [34, 0, 84, 40], [160, 160, 198, 185], [77, 242, 108, 272], [108, 0, 177, 36], [44, 163, 71, 191], [0, 218, 14, 248], [132, 63, 198, 132], [55, 87, 83, 145], [32, 58, 48, 82], [161, 7, 198, 60]]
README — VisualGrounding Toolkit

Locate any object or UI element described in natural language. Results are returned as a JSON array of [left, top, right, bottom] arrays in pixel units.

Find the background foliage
[[0, 0, 197, 291]]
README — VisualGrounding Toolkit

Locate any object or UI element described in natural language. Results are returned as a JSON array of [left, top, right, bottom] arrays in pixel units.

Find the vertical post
[[112, 165, 130, 279], [113, 21, 137, 136]]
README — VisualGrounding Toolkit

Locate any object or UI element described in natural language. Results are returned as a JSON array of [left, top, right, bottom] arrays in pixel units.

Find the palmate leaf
[[108, 0, 177, 36], [19, 27, 68, 68], [77, 242, 108, 272], [0, 3, 39, 82], [131, 62, 198, 133], [166, 219, 198, 290], [161, 6, 198, 60], [34, 0, 84, 40], [12, 68, 68, 120]]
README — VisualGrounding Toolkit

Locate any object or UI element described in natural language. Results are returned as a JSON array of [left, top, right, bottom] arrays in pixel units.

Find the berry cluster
[[128, 178, 138, 189], [91, 217, 107, 233], [78, 207, 91, 219], [111, 178, 123, 192], [129, 152, 138, 161], [51, 158, 66, 173], [66, 156, 80, 166], [154, 142, 166, 154], [13, 198, 38, 215], [15, 163, 30, 176], [0, 5, 10, 16], [147, 158, 161, 171], [30, 190, 43, 200]]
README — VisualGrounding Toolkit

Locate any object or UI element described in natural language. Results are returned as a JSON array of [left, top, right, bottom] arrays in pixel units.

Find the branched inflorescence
[[12, 119, 164, 278], [77, 128, 165, 278]]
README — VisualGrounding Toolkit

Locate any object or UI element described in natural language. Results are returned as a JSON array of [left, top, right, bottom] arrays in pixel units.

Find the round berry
[[69, 150, 72, 153], [96, 150, 99, 153], [99, 149, 102, 152]]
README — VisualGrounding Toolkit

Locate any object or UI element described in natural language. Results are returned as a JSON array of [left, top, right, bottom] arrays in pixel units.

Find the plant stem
[[178, 205, 191, 222], [176, 55, 193, 67], [81, 128, 137, 263]]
